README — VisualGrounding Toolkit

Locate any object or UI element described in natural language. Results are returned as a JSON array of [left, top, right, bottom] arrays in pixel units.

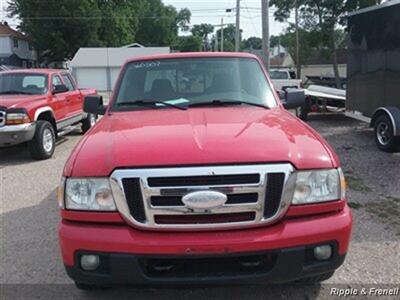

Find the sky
[[164, 0, 294, 39], [0, 0, 293, 39]]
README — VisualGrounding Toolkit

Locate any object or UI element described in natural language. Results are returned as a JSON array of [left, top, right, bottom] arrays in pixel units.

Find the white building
[[70, 45, 170, 92], [0, 22, 37, 68]]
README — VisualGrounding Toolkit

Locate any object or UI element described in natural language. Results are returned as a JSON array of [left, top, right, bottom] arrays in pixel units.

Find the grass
[[346, 175, 372, 192]]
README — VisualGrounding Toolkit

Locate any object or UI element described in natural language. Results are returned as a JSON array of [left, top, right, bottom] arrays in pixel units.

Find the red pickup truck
[[58, 52, 352, 289], [0, 69, 97, 159]]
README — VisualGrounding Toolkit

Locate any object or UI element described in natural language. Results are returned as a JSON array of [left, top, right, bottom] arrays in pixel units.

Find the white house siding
[[74, 67, 108, 91], [110, 67, 121, 90], [0, 37, 11, 54], [70, 47, 170, 92], [12, 38, 36, 60], [301, 64, 347, 82]]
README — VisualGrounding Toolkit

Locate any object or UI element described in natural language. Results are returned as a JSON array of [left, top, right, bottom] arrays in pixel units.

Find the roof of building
[[70, 47, 171, 67], [0, 22, 31, 41]]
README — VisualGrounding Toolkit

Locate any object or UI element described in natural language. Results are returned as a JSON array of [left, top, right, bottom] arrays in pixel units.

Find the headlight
[[65, 178, 116, 211], [292, 168, 345, 205], [6, 112, 30, 125]]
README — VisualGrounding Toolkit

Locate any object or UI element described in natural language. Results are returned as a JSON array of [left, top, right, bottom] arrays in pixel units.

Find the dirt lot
[[0, 114, 399, 299]]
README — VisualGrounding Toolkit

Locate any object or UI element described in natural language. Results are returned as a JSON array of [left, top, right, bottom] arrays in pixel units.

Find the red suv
[[58, 53, 352, 289]]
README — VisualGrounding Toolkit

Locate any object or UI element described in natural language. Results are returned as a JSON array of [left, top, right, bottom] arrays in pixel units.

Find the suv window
[[22, 76, 46, 89], [62, 74, 75, 91], [52, 75, 63, 88], [0, 73, 47, 95]]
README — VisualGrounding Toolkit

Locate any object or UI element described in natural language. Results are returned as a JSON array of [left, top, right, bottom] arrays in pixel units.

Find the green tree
[[270, 35, 280, 48], [8, 0, 101, 62], [270, 0, 381, 88], [135, 0, 191, 46], [191, 23, 214, 40], [243, 37, 262, 50], [9, 0, 191, 62], [95, 0, 146, 47], [215, 24, 241, 51], [174, 35, 202, 52]]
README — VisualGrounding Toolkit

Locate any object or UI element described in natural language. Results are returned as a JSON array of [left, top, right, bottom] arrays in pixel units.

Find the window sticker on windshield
[[132, 61, 161, 69], [155, 98, 189, 106]]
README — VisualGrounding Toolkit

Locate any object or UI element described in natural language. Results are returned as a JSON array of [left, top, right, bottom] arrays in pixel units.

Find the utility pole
[[215, 31, 219, 52], [294, 0, 301, 79], [261, 0, 270, 70], [235, 0, 240, 52], [221, 17, 224, 52]]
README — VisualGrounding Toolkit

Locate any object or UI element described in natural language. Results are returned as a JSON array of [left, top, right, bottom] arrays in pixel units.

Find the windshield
[[0, 73, 48, 95], [269, 70, 290, 80], [113, 57, 277, 110]]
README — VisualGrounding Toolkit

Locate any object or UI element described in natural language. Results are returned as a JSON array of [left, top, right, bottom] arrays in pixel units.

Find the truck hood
[[0, 94, 45, 108], [66, 107, 337, 177]]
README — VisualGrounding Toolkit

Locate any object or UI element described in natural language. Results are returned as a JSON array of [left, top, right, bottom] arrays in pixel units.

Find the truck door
[[51, 74, 68, 121], [61, 73, 83, 118]]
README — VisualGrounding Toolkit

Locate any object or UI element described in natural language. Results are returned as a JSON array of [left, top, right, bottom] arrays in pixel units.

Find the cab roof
[[125, 52, 260, 64], [0, 68, 66, 75]]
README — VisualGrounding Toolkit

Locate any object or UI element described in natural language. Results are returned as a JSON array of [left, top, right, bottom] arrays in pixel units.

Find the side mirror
[[84, 95, 106, 115], [52, 84, 69, 94], [282, 88, 305, 109]]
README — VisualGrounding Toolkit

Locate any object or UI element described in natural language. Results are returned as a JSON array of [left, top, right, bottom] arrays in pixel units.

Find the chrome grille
[[110, 164, 295, 231], [0, 110, 5, 127]]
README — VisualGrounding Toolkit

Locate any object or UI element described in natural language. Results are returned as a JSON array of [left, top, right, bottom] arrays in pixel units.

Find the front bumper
[[66, 244, 345, 285], [0, 123, 36, 147], [59, 205, 352, 285]]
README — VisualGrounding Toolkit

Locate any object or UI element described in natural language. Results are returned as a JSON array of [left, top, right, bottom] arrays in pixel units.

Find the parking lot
[[1, 114, 399, 299]]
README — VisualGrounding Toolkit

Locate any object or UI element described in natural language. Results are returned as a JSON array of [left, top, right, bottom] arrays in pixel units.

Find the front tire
[[28, 120, 56, 160], [374, 115, 399, 152], [81, 113, 97, 134]]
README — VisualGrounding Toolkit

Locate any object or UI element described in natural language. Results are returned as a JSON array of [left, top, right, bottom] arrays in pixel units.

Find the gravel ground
[[0, 114, 399, 299]]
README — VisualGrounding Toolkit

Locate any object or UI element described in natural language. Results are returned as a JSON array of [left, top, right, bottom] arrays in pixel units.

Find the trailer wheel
[[374, 115, 399, 152], [296, 96, 311, 121]]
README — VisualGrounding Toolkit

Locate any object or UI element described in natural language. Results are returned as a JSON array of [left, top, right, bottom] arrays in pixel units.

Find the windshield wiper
[[188, 99, 269, 109], [0, 90, 34, 95], [117, 100, 187, 111]]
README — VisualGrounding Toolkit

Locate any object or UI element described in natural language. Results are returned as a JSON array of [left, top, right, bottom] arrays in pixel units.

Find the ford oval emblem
[[182, 191, 227, 210]]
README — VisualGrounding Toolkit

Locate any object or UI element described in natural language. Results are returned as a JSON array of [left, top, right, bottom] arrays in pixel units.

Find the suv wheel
[[28, 120, 56, 160], [82, 113, 97, 133], [374, 115, 399, 152]]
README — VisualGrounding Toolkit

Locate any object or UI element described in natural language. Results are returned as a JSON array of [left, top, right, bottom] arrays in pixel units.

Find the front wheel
[[81, 113, 97, 134], [374, 115, 399, 152], [28, 120, 56, 160]]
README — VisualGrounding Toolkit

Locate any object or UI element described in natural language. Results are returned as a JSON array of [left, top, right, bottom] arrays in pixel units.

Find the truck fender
[[371, 107, 400, 137], [34, 106, 55, 121]]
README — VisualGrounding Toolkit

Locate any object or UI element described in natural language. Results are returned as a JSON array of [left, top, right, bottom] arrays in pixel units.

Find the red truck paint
[[59, 52, 352, 287], [0, 69, 97, 159]]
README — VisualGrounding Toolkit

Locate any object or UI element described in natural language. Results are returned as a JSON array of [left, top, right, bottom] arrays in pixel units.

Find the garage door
[[110, 67, 122, 91], [75, 68, 108, 91]]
